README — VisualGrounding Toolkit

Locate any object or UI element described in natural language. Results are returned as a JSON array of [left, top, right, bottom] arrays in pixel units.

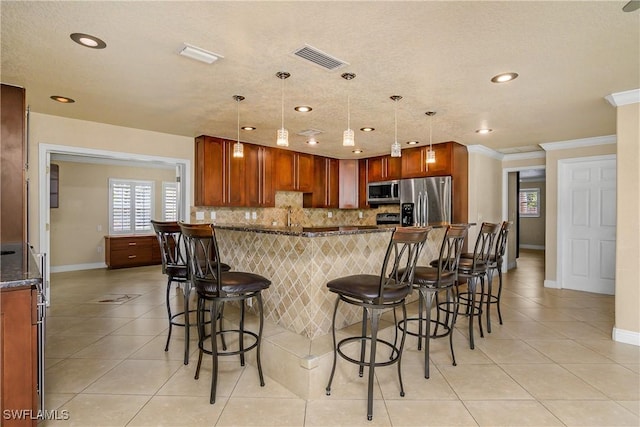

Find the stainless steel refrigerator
[[400, 176, 452, 226]]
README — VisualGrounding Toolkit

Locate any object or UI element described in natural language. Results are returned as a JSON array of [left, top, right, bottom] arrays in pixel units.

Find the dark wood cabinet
[[105, 235, 161, 269], [366, 155, 402, 182], [194, 135, 245, 207], [304, 156, 339, 208], [358, 159, 370, 209], [425, 142, 455, 177], [1, 84, 26, 244], [1, 286, 37, 427], [401, 146, 429, 178], [245, 144, 274, 207], [274, 150, 314, 192]]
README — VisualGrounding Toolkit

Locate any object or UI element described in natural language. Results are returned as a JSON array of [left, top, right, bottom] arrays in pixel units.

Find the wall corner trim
[[502, 151, 546, 161], [543, 279, 560, 289], [539, 135, 616, 151], [612, 327, 640, 347], [466, 144, 503, 160], [605, 88, 640, 107]]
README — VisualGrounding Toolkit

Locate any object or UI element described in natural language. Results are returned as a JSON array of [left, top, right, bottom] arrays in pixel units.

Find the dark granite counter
[[213, 224, 396, 237], [0, 243, 42, 290]]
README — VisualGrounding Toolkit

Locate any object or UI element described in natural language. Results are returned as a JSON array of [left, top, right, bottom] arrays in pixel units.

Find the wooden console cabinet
[[104, 235, 161, 269]]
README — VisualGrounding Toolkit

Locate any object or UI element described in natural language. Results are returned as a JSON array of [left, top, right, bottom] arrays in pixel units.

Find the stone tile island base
[[215, 226, 446, 399]]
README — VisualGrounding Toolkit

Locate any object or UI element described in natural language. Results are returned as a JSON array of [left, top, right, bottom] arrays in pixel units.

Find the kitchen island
[[214, 224, 446, 339]]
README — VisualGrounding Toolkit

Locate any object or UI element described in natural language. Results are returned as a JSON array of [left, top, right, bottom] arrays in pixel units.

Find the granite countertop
[[213, 224, 397, 237], [0, 243, 43, 290]]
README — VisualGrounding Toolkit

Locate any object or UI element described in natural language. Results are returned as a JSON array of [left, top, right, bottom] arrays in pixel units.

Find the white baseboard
[[51, 262, 107, 273], [519, 244, 545, 250], [612, 327, 640, 347], [544, 279, 560, 289]]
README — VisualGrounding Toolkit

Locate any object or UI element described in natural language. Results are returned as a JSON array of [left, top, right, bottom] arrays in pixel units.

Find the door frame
[[556, 154, 616, 291], [38, 143, 191, 295]]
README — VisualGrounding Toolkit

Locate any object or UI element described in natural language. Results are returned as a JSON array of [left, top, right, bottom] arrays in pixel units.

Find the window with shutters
[[162, 181, 178, 221], [109, 179, 155, 234], [519, 188, 540, 217]]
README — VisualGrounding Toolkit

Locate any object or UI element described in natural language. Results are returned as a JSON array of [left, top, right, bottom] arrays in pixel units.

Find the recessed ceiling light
[[70, 33, 106, 49], [491, 72, 518, 83], [294, 106, 312, 112], [50, 95, 75, 103], [360, 127, 375, 132], [242, 126, 256, 131], [352, 149, 363, 154], [406, 140, 419, 145], [476, 128, 493, 134], [306, 137, 319, 145]]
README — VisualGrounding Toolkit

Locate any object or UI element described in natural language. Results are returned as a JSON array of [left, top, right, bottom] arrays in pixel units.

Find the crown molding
[[466, 144, 503, 160], [503, 151, 546, 161], [539, 135, 616, 151], [605, 88, 640, 107]]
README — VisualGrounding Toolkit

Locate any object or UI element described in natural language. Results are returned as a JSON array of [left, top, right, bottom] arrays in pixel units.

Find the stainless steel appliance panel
[[400, 176, 451, 226]]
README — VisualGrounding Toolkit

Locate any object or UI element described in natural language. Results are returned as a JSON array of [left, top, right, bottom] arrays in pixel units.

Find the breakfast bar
[[215, 224, 446, 339]]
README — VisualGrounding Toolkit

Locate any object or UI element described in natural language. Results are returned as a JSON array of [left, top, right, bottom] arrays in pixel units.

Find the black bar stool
[[325, 227, 431, 421], [179, 222, 271, 404], [398, 224, 468, 379]]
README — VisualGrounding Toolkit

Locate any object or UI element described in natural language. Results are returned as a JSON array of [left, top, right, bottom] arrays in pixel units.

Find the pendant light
[[425, 111, 436, 164], [276, 71, 290, 147], [341, 72, 356, 146], [390, 95, 402, 157], [232, 95, 245, 158]]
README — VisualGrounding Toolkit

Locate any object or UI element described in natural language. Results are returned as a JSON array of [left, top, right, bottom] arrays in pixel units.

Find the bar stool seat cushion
[[327, 274, 412, 302], [195, 272, 271, 295], [412, 266, 457, 287]]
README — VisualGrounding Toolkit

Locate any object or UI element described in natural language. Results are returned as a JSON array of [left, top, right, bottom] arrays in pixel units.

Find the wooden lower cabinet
[[105, 235, 161, 268], [1, 286, 37, 427]]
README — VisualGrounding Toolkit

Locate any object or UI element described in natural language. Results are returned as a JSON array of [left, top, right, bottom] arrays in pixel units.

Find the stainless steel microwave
[[367, 180, 400, 205]]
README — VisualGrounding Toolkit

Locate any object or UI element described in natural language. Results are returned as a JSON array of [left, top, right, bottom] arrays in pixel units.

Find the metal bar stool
[[179, 222, 271, 404], [325, 227, 431, 421], [398, 224, 468, 379]]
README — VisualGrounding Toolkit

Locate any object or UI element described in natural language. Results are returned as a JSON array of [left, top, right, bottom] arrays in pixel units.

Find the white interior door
[[560, 157, 616, 294]]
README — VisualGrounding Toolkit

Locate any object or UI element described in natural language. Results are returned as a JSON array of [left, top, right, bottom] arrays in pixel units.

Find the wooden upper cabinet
[[358, 159, 370, 209], [245, 144, 274, 207], [366, 155, 402, 182], [304, 156, 339, 208], [274, 150, 314, 192], [399, 141, 465, 178], [425, 142, 454, 177], [338, 159, 358, 209], [194, 135, 245, 207], [401, 146, 428, 178]]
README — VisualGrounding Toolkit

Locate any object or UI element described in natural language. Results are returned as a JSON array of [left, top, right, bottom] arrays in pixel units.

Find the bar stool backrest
[[378, 227, 431, 304], [435, 224, 469, 281], [470, 222, 501, 271], [494, 221, 513, 265], [151, 220, 186, 275], [179, 223, 223, 295]]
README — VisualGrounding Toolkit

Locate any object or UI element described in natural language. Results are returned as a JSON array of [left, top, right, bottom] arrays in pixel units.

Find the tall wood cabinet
[[244, 144, 275, 207], [273, 150, 314, 192], [195, 135, 246, 207], [0, 84, 26, 244], [303, 156, 339, 208]]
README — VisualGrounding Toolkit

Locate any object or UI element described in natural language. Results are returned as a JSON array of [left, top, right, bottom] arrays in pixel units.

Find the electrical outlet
[[210, 211, 216, 220], [96, 224, 102, 232], [327, 211, 333, 218], [358, 211, 363, 219], [245, 211, 250, 220], [251, 211, 257, 220], [196, 211, 205, 220], [97, 246, 103, 254]]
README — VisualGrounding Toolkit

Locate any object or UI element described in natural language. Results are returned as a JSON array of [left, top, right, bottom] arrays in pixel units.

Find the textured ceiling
[[2, 1, 638, 159]]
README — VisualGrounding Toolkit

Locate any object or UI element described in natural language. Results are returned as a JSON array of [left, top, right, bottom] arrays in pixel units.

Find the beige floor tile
[[128, 334, 198, 361], [215, 397, 306, 426], [305, 399, 392, 426], [45, 334, 105, 358], [464, 400, 564, 426], [500, 321, 566, 339], [429, 330, 495, 366], [70, 334, 155, 359], [110, 317, 169, 336], [44, 393, 75, 411], [99, 303, 159, 318], [40, 393, 150, 427], [623, 363, 640, 373], [524, 339, 615, 363], [127, 395, 224, 426], [438, 364, 532, 400], [157, 361, 244, 398], [56, 316, 133, 336], [617, 400, 640, 416], [386, 400, 477, 426], [577, 338, 640, 364], [500, 364, 606, 400], [474, 339, 552, 364], [542, 400, 639, 426], [231, 366, 298, 398], [562, 363, 640, 400], [84, 359, 182, 395], [539, 320, 610, 340], [45, 358, 121, 393]]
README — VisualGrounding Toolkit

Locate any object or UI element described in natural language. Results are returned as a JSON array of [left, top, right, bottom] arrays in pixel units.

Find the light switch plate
[[328, 211, 333, 218], [251, 212, 257, 220], [245, 211, 250, 220], [210, 211, 216, 220], [196, 211, 205, 220]]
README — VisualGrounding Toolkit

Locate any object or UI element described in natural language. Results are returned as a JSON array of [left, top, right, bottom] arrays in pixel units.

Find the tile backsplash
[[190, 191, 399, 226]]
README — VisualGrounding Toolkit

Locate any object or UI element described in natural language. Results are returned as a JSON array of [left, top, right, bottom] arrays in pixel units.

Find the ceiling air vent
[[292, 45, 348, 71]]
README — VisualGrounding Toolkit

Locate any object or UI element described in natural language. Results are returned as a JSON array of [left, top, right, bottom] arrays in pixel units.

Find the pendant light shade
[[390, 95, 402, 157], [341, 72, 356, 147], [426, 111, 436, 164], [276, 71, 290, 147], [233, 95, 245, 158]]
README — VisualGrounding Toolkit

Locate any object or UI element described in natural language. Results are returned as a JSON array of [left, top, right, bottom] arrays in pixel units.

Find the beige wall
[[543, 143, 617, 284], [467, 150, 503, 244], [27, 113, 194, 253], [519, 180, 546, 248], [614, 101, 640, 340], [50, 161, 175, 268]]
